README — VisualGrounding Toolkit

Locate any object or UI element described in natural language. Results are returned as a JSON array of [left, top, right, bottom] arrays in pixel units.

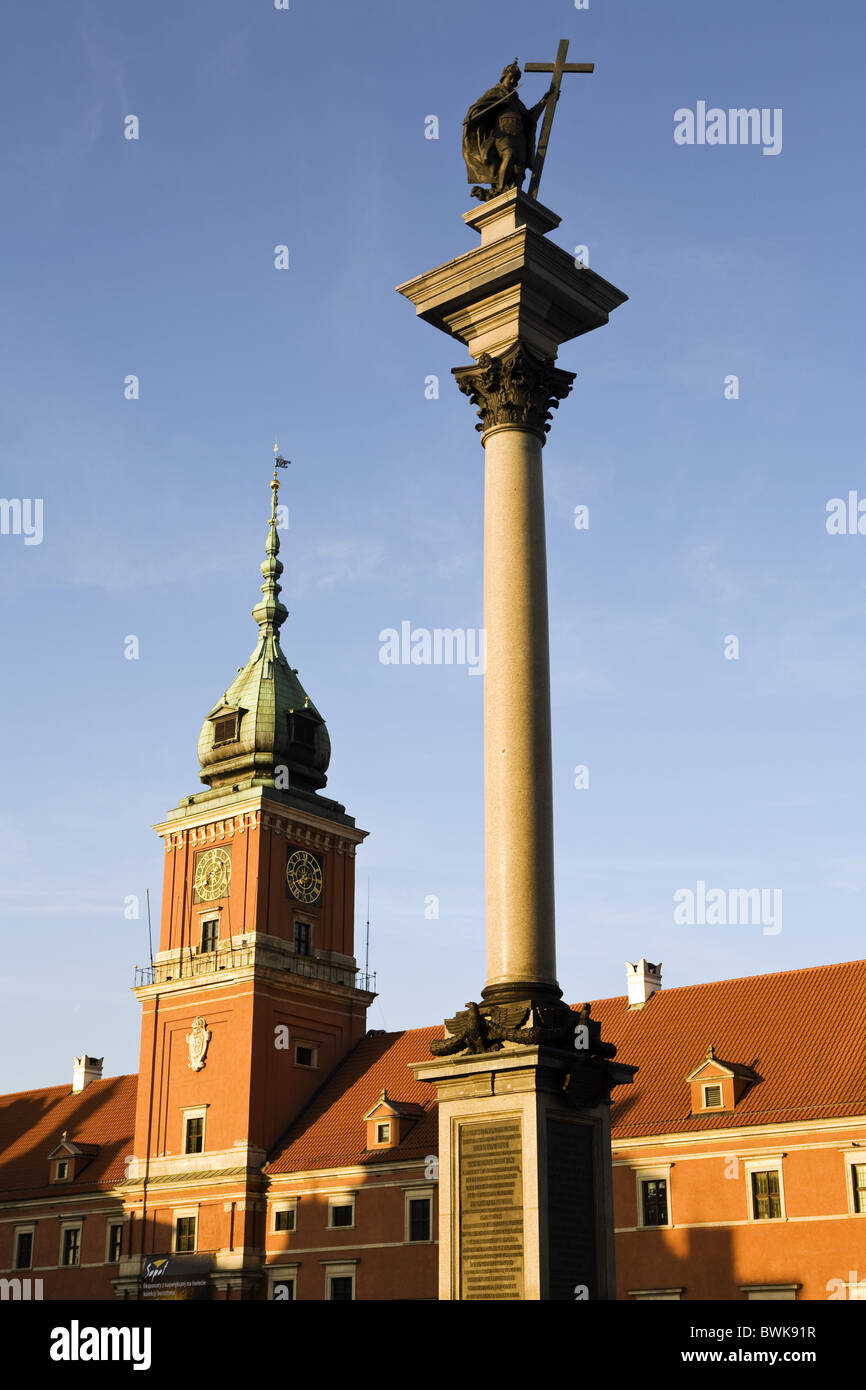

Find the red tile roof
[[267, 1029, 441, 1174], [595, 957, 866, 1138], [2, 961, 863, 1192], [267, 959, 866, 1170], [0, 1074, 136, 1198]]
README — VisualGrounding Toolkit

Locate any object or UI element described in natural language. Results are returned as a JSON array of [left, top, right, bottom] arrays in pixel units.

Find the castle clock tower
[[120, 463, 373, 1299]]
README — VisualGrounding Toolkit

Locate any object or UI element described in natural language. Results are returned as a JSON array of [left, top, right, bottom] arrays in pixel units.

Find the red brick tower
[[120, 462, 373, 1298]]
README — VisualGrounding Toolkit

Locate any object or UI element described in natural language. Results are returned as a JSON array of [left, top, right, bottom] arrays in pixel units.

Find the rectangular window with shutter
[[751, 1169, 782, 1220], [852, 1162, 866, 1214]]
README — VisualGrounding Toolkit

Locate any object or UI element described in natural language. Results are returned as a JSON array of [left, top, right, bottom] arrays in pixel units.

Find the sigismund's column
[[398, 66, 634, 1301]]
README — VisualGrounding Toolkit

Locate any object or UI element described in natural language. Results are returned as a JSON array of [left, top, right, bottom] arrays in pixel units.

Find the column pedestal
[[413, 1047, 634, 1301]]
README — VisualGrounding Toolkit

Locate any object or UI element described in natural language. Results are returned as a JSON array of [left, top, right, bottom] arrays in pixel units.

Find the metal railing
[[134, 947, 375, 994]]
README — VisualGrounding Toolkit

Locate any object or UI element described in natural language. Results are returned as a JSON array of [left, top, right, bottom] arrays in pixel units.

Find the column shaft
[[482, 424, 558, 1002]]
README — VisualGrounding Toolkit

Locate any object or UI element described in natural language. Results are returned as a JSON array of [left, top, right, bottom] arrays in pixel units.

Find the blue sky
[[1, 0, 865, 1092]]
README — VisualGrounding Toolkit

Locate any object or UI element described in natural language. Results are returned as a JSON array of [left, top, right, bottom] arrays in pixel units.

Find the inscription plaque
[[458, 1118, 524, 1300], [547, 1117, 597, 1300]]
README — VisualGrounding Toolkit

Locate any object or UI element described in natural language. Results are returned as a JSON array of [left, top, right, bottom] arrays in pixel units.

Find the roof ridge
[[0, 1073, 136, 1104], [588, 956, 866, 1008]]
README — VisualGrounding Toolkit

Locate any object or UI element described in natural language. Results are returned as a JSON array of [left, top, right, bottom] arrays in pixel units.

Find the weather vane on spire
[[272, 442, 290, 485]]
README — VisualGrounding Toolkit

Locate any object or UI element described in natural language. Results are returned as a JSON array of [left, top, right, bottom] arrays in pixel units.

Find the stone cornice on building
[[154, 787, 367, 857]]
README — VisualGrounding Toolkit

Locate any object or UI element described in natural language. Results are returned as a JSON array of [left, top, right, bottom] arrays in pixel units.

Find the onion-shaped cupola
[[197, 457, 331, 793]]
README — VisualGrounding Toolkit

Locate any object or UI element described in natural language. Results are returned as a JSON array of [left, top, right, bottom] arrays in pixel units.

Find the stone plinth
[[412, 1046, 634, 1301], [396, 188, 627, 361]]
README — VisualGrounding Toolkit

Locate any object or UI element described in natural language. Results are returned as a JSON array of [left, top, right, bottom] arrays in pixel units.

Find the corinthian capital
[[452, 342, 575, 440]]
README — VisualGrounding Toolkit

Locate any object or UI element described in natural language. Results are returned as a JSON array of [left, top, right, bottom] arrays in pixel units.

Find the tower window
[[290, 715, 316, 749], [184, 1115, 204, 1154], [295, 1044, 317, 1068], [200, 919, 218, 953], [175, 1216, 197, 1253], [212, 714, 238, 745], [293, 921, 311, 956]]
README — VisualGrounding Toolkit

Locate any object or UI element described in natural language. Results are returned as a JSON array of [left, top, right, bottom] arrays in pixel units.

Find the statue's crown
[[500, 59, 521, 83]]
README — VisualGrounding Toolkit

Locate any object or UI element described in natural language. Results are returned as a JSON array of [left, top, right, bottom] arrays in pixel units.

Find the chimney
[[72, 1055, 103, 1093], [626, 960, 662, 1010]]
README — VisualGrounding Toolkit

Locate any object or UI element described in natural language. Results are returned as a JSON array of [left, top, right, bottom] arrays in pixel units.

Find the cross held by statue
[[525, 38, 593, 200]]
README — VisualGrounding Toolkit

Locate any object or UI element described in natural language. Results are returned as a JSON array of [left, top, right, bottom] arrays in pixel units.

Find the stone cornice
[[155, 790, 366, 856], [396, 220, 627, 361]]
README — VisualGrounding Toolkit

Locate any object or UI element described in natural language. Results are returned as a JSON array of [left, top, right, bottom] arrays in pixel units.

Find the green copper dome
[[197, 467, 331, 793]]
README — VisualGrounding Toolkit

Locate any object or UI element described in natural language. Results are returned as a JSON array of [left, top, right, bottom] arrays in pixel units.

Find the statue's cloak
[[462, 83, 537, 185]]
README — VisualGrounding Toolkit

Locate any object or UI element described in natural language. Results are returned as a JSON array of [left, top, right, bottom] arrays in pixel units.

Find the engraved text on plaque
[[458, 1118, 524, 1300]]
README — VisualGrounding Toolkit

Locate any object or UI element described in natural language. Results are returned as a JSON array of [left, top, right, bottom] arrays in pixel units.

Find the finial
[[251, 446, 291, 636]]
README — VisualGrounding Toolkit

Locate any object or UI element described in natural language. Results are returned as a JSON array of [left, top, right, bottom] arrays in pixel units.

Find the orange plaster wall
[[614, 1123, 866, 1300]]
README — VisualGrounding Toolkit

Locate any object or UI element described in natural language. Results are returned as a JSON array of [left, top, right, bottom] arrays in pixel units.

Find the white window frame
[[843, 1152, 866, 1216], [634, 1165, 673, 1230], [701, 1082, 724, 1110], [744, 1157, 786, 1223], [294, 1041, 318, 1069], [13, 1224, 35, 1271], [59, 1221, 83, 1267], [54, 1158, 70, 1182], [327, 1194, 356, 1230], [627, 1287, 683, 1300], [105, 1218, 127, 1264], [323, 1260, 357, 1300], [404, 1187, 434, 1244], [182, 1106, 207, 1155], [172, 1208, 198, 1254], [269, 1264, 299, 1300], [375, 1121, 392, 1145], [272, 1201, 298, 1234]]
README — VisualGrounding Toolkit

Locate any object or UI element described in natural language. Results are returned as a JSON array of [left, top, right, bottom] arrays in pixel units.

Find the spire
[[195, 449, 331, 795], [250, 450, 289, 636]]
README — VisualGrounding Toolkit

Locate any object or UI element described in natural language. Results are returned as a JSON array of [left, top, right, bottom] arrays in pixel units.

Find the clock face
[[194, 847, 232, 902], [286, 849, 322, 903]]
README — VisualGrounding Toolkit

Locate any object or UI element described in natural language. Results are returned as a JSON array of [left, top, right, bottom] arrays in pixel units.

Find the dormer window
[[49, 1132, 100, 1184], [212, 714, 239, 745], [363, 1089, 426, 1150], [289, 714, 316, 749], [686, 1044, 759, 1115], [702, 1084, 723, 1109]]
